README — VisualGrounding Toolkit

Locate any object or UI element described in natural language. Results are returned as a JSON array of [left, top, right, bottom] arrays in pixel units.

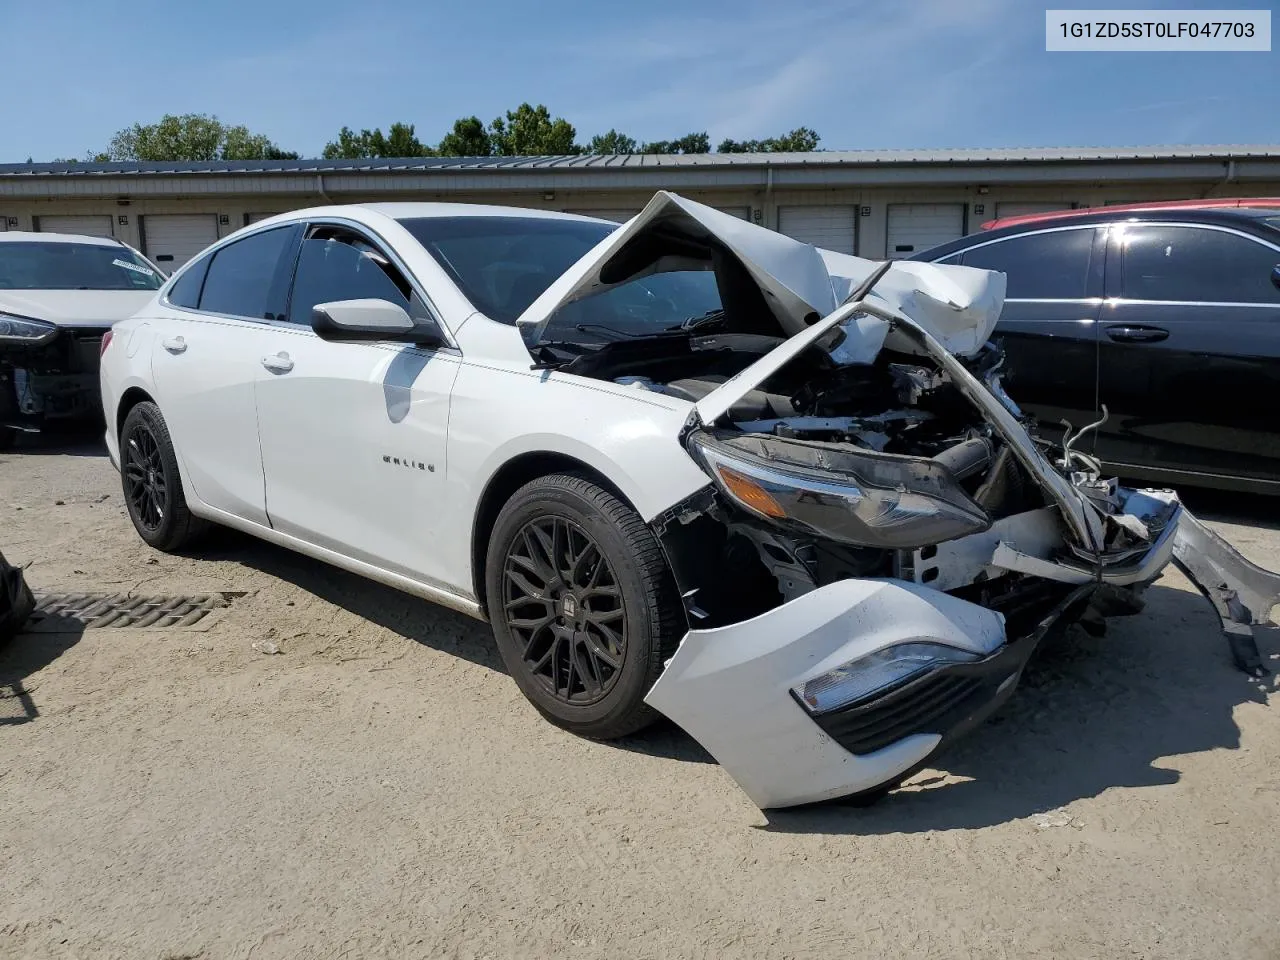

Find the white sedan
[[100, 193, 1280, 809], [0, 231, 164, 447]]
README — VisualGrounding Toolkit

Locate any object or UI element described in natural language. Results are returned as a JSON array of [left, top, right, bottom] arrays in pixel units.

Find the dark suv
[[916, 205, 1280, 494]]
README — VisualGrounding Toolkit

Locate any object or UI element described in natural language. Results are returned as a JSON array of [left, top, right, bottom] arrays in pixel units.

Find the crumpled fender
[[644, 578, 1005, 810]]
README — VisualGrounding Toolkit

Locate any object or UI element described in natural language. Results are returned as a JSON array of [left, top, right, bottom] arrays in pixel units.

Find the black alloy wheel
[[123, 421, 167, 533], [502, 515, 627, 706], [118, 401, 208, 552], [485, 473, 685, 739]]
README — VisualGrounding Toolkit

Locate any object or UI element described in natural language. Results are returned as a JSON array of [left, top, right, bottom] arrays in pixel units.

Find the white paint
[[645, 578, 1006, 809]]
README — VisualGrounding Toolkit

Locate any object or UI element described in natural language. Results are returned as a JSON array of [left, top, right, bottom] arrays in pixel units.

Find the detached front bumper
[[646, 490, 1280, 811]]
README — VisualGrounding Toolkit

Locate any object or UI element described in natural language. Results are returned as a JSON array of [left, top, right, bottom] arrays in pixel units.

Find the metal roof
[[3, 145, 1280, 178]]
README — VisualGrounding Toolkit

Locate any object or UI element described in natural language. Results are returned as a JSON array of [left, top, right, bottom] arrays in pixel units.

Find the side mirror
[[1272, 265, 1280, 290], [311, 298, 444, 347]]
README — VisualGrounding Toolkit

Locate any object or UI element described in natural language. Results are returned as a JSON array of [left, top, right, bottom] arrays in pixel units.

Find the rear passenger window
[[287, 228, 416, 326], [960, 229, 1094, 299], [198, 226, 298, 319], [1119, 225, 1280, 303], [166, 254, 210, 309]]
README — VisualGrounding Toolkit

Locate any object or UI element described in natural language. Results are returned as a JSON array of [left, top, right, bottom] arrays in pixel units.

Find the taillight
[[100, 329, 114, 356]]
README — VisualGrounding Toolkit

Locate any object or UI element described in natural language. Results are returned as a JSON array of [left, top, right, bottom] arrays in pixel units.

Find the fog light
[[792, 641, 981, 715]]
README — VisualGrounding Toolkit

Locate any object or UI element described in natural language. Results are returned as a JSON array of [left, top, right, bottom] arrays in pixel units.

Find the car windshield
[[398, 215, 724, 339], [1262, 216, 1280, 233], [0, 241, 164, 290]]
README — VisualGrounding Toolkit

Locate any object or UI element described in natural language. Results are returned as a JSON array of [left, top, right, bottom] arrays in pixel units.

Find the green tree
[[587, 129, 638, 154], [437, 116, 493, 156], [639, 132, 710, 154], [716, 127, 820, 153], [322, 122, 432, 159], [98, 113, 294, 162], [489, 103, 580, 156]]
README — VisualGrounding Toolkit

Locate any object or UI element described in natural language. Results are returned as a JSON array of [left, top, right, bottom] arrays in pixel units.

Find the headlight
[[0, 312, 57, 345], [792, 641, 981, 715], [688, 431, 990, 549]]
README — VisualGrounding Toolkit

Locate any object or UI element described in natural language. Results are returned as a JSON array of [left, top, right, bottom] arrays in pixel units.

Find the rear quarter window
[[166, 255, 210, 309]]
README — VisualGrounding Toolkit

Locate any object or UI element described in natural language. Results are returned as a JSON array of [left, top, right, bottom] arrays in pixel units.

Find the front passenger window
[[288, 230, 417, 326]]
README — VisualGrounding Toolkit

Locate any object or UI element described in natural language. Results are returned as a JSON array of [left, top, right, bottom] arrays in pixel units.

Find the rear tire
[[120, 401, 208, 552], [0, 427, 14, 452], [485, 473, 685, 740]]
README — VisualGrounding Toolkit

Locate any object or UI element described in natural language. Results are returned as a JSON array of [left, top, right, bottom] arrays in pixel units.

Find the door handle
[[161, 336, 187, 354], [260, 351, 294, 373], [1104, 325, 1169, 344]]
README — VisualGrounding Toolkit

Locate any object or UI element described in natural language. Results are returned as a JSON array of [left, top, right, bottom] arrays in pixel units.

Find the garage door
[[715, 206, 750, 220], [886, 204, 965, 258], [245, 212, 277, 225], [564, 209, 639, 223], [777, 206, 856, 254], [35, 214, 114, 238], [995, 202, 1074, 218], [142, 215, 219, 267]]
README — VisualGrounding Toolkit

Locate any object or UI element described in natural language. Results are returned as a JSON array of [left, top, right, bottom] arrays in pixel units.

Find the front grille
[[812, 668, 1010, 756]]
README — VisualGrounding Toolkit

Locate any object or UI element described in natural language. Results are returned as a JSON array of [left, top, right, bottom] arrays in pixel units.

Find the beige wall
[[5, 180, 1278, 259]]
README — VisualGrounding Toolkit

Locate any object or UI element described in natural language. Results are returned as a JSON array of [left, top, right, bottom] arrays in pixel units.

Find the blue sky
[[1, 0, 1276, 161]]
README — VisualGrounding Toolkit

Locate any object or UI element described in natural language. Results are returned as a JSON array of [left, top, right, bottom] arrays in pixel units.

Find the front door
[[255, 224, 462, 588], [1095, 221, 1280, 487]]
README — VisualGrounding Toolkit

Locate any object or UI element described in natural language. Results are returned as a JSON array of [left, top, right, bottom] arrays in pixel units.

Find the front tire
[[485, 473, 685, 739], [120, 401, 208, 552]]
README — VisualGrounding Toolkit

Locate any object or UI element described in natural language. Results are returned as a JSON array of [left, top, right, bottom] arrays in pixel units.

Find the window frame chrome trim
[[158, 217, 459, 351]]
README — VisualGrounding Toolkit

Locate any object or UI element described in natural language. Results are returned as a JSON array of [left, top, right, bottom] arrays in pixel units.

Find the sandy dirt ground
[[2, 431, 1279, 960]]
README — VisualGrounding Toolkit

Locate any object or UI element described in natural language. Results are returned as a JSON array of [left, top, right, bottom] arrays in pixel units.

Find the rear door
[[254, 222, 461, 589], [943, 225, 1105, 443], [149, 224, 301, 525], [1095, 221, 1280, 487]]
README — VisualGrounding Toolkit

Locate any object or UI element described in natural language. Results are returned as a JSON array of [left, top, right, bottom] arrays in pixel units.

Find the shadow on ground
[[2, 424, 106, 459], [206, 530, 504, 674], [761, 583, 1276, 834], [0, 626, 84, 725]]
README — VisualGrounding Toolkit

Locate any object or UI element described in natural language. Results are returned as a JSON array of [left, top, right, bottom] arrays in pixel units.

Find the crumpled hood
[[515, 190, 1005, 359], [0, 290, 154, 329], [516, 191, 838, 344], [817, 249, 1005, 358]]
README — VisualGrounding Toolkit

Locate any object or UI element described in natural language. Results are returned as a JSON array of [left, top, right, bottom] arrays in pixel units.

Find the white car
[[0, 231, 165, 448], [100, 193, 1280, 809]]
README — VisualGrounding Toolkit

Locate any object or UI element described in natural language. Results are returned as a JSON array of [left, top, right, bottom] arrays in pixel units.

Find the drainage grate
[[26, 592, 243, 631]]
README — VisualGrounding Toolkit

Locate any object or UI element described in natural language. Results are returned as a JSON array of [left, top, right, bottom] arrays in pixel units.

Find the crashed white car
[[101, 194, 1280, 809], [0, 231, 165, 448]]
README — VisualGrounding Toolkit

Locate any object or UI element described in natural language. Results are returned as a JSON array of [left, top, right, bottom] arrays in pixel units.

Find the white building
[[2, 145, 1278, 267]]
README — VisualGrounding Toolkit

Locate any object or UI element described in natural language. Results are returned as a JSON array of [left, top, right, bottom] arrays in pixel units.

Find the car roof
[[913, 203, 1280, 263], [0, 230, 124, 246], [257, 201, 616, 226], [981, 197, 1280, 231]]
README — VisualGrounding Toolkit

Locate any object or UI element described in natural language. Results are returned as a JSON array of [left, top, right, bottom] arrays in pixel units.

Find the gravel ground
[[2, 431, 1279, 960]]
